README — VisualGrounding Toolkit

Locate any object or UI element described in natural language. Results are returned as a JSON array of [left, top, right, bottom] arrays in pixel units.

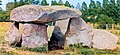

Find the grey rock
[[55, 19, 69, 35], [21, 23, 48, 48], [65, 18, 93, 47], [4, 22, 21, 46], [92, 29, 118, 49], [10, 5, 81, 23]]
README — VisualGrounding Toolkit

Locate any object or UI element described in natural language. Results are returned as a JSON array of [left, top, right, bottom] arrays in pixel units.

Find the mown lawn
[[0, 22, 120, 55]]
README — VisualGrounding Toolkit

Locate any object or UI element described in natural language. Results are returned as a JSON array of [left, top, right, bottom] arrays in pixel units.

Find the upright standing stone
[[4, 22, 21, 46], [65, 18, 93, 47], [22, 23, 48, 48], [55, 19, 69, 35]]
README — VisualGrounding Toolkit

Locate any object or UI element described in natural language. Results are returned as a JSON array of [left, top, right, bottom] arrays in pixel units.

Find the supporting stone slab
[[65, 18, 93, 47], [21, 23, 48, 48], [55, 19, 69, 35], [4, 22, 21, 47]]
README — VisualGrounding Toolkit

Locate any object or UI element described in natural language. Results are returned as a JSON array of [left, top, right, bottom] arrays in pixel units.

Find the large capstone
[[4, 22, 21, 47], [10, 5, 81, 23], [92, 29, 118, 49], [48, 26, 64, 50], [21, 23, 48, 48], [65, 18, 93, 47]]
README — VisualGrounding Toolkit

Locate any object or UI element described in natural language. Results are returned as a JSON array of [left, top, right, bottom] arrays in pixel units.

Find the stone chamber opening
[[48, 22, 65, 51]]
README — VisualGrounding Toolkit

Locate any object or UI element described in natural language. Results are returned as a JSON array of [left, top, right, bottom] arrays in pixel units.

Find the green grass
[[16, 46, 48, 53], [0, 49, 19, 55], [65, 44, 120, 55]]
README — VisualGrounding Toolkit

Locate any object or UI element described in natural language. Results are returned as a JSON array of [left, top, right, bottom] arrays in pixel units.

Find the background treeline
[[0, 0, 120, 25]]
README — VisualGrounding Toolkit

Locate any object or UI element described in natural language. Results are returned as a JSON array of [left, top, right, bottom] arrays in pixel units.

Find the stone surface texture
[[4, 22, 21, 46], [55, 19, 69, 35], [10, 5, 81, 23], [92, 29, 118, 49], [21, 23, 48, 48], [65, 18, 94, 47]]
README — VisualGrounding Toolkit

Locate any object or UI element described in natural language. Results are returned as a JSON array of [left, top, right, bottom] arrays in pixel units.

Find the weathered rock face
[[10, 5, 81, 23], [92, 29, 118, 49], [48, 26, 64, 50], [65, 18, 93, 47], [21, 23, 48, 48], [4, 22, 21, 46], [55, 19, 69, 35]]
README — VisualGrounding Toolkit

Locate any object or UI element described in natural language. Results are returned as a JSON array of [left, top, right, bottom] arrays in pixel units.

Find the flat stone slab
[[10, 5, 81, 23], [92, 29, 118, 49], [55, 19, 69, 35], [21, 23, 48, 48]]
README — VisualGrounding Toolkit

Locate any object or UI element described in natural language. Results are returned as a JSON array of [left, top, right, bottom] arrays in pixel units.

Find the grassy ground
[[0, 22, 120, 55]]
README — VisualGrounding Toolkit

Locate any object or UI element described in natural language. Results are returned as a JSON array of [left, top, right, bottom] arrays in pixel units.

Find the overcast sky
[[0, 0, 103, 10]]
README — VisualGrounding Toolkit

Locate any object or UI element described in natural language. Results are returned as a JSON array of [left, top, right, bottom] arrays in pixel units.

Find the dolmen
[[4, 5, 118, 50]]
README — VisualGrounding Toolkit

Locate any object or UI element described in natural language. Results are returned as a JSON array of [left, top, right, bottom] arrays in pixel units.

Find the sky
[[0, 0, 103, 10]]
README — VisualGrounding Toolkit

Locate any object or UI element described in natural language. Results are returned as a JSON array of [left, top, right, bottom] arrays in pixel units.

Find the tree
[[105, 0, 119, 24], [64, 1, 71, 7], [41, 0, 49, 6], [58, 0, 64, 5], [81, 2, 89, 22], [96, 1, 102, 14], [110, 0, 115, 5], [51, 0, 58, 5], [6, 2, 15, 12], [117, 0, 120, 7], [81, 2, 87, 11], [96, 14, 114, 29], [32, 0, 40, 5], [14, 0, 17, 3], [76, 3, 81, 10], [71, 4, 74, 8], [103, 0, 109, 8], [0, 0, 2, 5], [117, 0, 120, 24]]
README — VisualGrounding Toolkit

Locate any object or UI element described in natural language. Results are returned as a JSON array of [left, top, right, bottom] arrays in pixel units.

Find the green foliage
[[51, 0, 58, 6], [79, 48, 94, 54], [64, 1, 71, 7], [96, 14, 114, 24], [80, 0, 120, 24], [65, 44, 120, 54], [64, 53, 70, 55], [76, 3, 81, 10], [0, 0, 2, 5], [6, 2, 15, 12], [58, 0, 64, 5], [32, 0, 40, 5], [16, 46, 48, 53], [0, 49, 18, 55], [71, 5, 74, 8], [80, 2, 89, 22], [41, 0, 49, 6], [0, 7, 9, 22], [48, 22, 55, 26]]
